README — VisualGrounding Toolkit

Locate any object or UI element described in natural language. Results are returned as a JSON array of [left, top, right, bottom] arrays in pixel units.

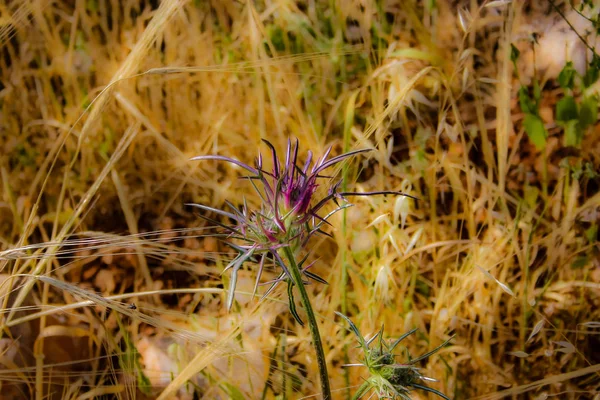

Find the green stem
[[351, 380, 372, 400], [281, 246, 332, 400]]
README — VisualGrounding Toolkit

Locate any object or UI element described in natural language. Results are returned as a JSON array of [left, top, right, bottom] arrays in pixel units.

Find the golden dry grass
[[1, 0, 599, 399]]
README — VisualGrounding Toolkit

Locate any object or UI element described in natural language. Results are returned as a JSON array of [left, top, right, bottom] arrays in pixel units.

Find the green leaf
[[533, 79, 542, 102], [556, 96, 579, 122], [351, 380, 373, 400], [586, 225, 598, 243], [564, 119, 582, 147], [222, 383, 246, 400], [523, 113, 547, 150], [116, 316, 152, 395], [411, 383, 452, 400], [304, 270, 328, 284], [410, 335, 455, 364], [583, 64, 600, 88], [518, 86, 537, 115], [579, 96, 598, 129], [267, 25, 286, 52], [524, 185, 539, 209], [86, 0, 99, 12], [584, 162, 598, 179], [287, 280, 304, 326], [571, 159, 584, 179], [137, 369, 152, 395], [510, 44, 520, 63], [558, 61, 576, 89], [571, 255, 588, 269], [389, 328, 418, 352], [335, 311, 368, 352]]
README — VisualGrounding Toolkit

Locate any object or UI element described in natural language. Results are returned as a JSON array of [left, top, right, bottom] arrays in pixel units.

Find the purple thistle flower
[[190, 139, 416, 312]]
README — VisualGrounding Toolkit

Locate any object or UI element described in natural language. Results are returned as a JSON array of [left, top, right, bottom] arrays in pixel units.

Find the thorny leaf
[[335, 311, 368, 352], [336, 312, 452, 400], [287, 279, 303, 326]]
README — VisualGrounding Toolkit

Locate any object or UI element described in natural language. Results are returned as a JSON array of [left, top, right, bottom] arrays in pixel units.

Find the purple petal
[[321, 146, 333, 163], [302, 150, 313, 174], [272, 180, 285, 230], [291, 139, 299, 176], [284, 138, 292, 173], [256, 214, 278, 242], [261, 139, 280, 178], [329, 180, 342, 195], [312, 146, 332, 172]]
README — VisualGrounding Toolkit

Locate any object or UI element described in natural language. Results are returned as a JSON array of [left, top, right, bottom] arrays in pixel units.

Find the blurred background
[[0, 1, 599, 399]]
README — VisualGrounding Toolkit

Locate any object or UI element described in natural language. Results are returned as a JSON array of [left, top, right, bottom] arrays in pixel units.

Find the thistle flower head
[[189, 139, 416, 313], [336, 312, 453, 400]]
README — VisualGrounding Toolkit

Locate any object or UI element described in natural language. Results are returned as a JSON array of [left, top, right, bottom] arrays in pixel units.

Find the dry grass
[[1, 0, 599, 399]]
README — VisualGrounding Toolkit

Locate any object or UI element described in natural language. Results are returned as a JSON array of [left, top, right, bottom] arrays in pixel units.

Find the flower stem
[[281, 246, 332, 400]]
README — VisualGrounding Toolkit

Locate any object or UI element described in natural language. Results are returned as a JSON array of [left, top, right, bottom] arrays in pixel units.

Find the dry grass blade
[[527, 320, 545, 343], [473, 364, 600, 400], [476, 265, 516, 298]]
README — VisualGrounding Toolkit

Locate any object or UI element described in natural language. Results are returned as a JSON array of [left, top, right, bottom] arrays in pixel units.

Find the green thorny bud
[[336, 312, 453, 400], [189, 139, 416, 319]]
